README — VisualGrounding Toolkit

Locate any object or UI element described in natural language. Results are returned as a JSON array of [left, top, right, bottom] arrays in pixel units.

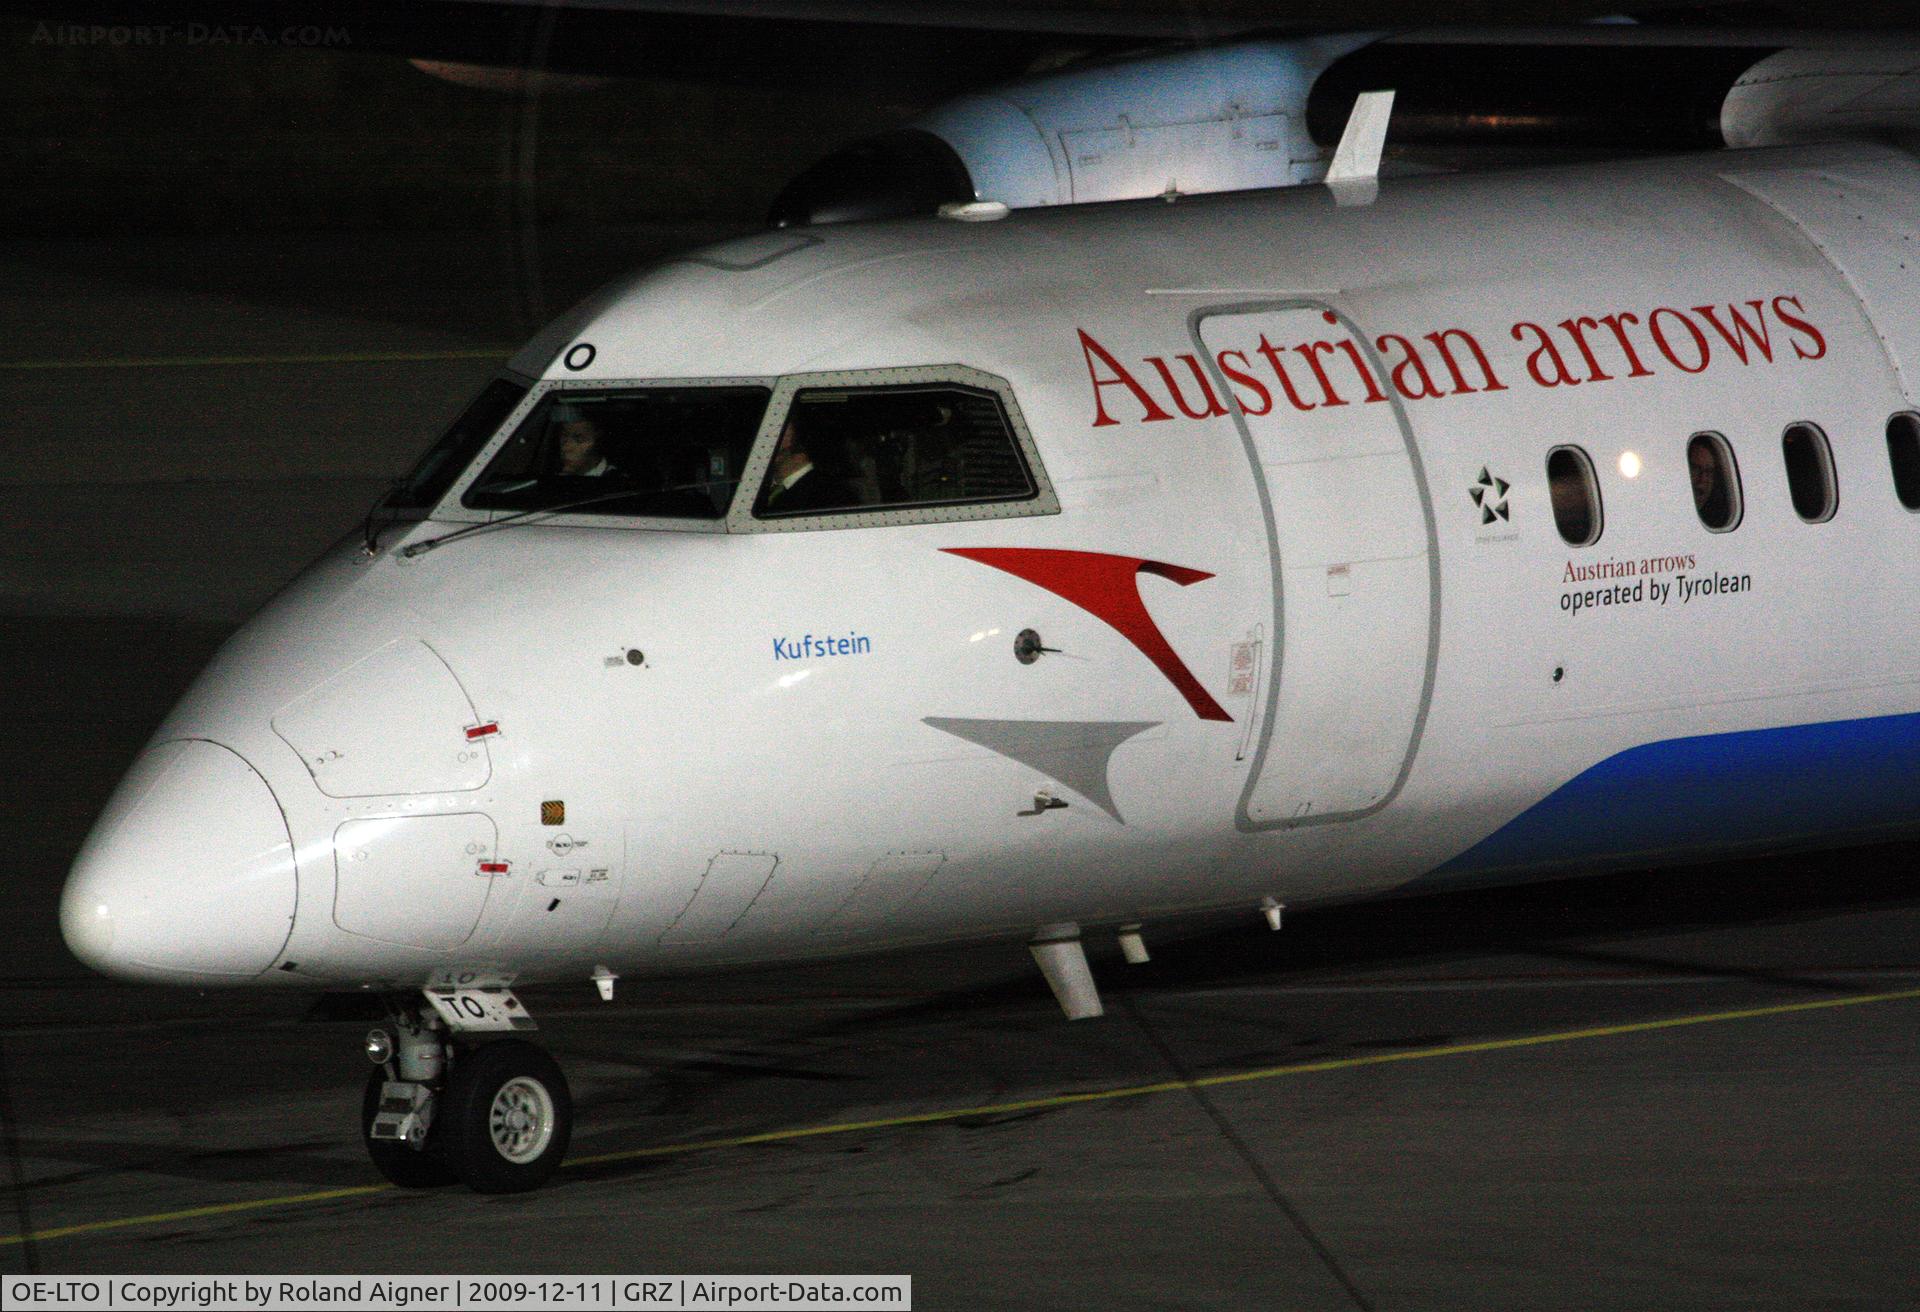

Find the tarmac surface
[[3, 232, 1919, 1309]]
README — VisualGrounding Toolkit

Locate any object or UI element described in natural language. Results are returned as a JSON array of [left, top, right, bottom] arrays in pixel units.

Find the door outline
[[1188, 299, 1443, 831]]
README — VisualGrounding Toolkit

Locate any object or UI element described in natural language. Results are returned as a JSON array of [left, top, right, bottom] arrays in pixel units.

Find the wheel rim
[[487, 1076, 556, 1164]]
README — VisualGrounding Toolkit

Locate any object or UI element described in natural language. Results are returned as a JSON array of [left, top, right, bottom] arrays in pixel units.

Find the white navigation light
[[1619, 451, 1643, 479]]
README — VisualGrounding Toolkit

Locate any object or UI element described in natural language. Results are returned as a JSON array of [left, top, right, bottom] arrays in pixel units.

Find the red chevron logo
[[942, 547, 1232, 722]]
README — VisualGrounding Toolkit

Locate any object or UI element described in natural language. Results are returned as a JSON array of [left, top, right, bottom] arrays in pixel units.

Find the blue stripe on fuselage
[[1424, 709, 1920, 887]]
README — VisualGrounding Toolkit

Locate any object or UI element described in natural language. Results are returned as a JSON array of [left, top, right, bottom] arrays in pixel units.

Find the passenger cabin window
[[1781, 422, 1838, 523], [754, 384, 1036, 519], [386, 377, 529, 511], [1546, 445, 1603, 547], [1687, 432, 1742, 532], [462, 386, 770, 518], [1887, 412, 1920, 511]]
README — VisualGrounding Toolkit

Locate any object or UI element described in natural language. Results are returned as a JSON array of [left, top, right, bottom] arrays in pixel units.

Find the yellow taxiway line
[[9, 984, 1919, 1248], [571, 984, 1920, 1164]]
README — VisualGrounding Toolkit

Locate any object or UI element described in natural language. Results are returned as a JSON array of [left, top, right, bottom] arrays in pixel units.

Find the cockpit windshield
[[384, 377, 530, 512], [462, 386, 770, 519]]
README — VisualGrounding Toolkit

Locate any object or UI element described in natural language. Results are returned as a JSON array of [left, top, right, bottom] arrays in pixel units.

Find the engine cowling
[[772, 30, 1920, 227], [770, 36, 1373, 226]]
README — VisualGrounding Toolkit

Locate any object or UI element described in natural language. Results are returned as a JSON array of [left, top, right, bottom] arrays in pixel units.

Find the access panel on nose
[[272, 639, 491, 798], [1197, 305, 1435, 828], [334, 812, 499, 951]]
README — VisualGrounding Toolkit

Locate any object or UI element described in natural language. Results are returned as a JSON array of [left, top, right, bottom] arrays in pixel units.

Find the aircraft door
[[1195, 303, 1438, 829]]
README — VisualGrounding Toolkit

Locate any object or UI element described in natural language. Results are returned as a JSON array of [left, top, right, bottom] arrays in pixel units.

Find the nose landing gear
[[437, 1039, 572, 1193], [363, 991, 572, 1193]]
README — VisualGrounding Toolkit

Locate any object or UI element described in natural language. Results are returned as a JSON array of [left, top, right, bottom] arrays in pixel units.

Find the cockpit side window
[[385, 377, 530, 512], [740, 369, 1059, 530], [754, 384, 1033, 518], [461, 386, 770, 519]]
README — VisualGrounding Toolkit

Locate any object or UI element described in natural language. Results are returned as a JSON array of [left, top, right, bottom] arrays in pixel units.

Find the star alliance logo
[[1470, 468, 1511, 525]]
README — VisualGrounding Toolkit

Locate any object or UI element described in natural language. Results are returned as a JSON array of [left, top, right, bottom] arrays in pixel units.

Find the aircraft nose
[[61, 739, 297, 983]]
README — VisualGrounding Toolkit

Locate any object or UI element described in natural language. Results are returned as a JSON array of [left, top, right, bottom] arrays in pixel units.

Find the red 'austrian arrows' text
[[1077, 295, 1827, 428]]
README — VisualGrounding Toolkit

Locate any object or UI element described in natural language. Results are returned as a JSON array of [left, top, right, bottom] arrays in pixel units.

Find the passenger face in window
[[1686, 434, 1742, 531], [1690, 441, 1724, 522]]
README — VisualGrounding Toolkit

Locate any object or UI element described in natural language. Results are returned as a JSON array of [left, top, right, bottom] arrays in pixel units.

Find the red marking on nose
[[465, 722, 499, 740]]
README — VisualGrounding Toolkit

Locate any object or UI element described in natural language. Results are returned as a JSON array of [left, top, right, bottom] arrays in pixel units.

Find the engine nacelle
[[1722, 46, 1920, 148], [770, 36, 1375, 226], [771, 30, 1920, 228]]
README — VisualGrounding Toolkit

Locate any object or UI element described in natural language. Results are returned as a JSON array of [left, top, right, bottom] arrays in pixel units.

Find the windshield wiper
[[398, 482, 728, 558], [361, 479, 407, 556]]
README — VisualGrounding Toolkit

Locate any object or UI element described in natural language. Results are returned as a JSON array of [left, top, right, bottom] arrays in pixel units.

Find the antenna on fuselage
[[1325, 88, 1395, 207]]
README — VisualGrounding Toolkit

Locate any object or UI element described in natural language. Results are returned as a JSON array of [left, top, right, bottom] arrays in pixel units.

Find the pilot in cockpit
[[552, 408, 613, 477]]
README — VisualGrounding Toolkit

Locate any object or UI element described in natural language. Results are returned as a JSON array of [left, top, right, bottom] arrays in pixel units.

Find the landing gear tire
[[360, 1070, 458, 1189], [440, 1039, 573, 1194]]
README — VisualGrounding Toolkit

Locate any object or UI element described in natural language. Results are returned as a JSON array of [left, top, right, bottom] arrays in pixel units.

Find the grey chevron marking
[[921, 717, 1161, 823]]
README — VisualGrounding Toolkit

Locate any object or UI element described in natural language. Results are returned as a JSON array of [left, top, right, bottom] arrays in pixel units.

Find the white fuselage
[[61, 139, 1920, 991]]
